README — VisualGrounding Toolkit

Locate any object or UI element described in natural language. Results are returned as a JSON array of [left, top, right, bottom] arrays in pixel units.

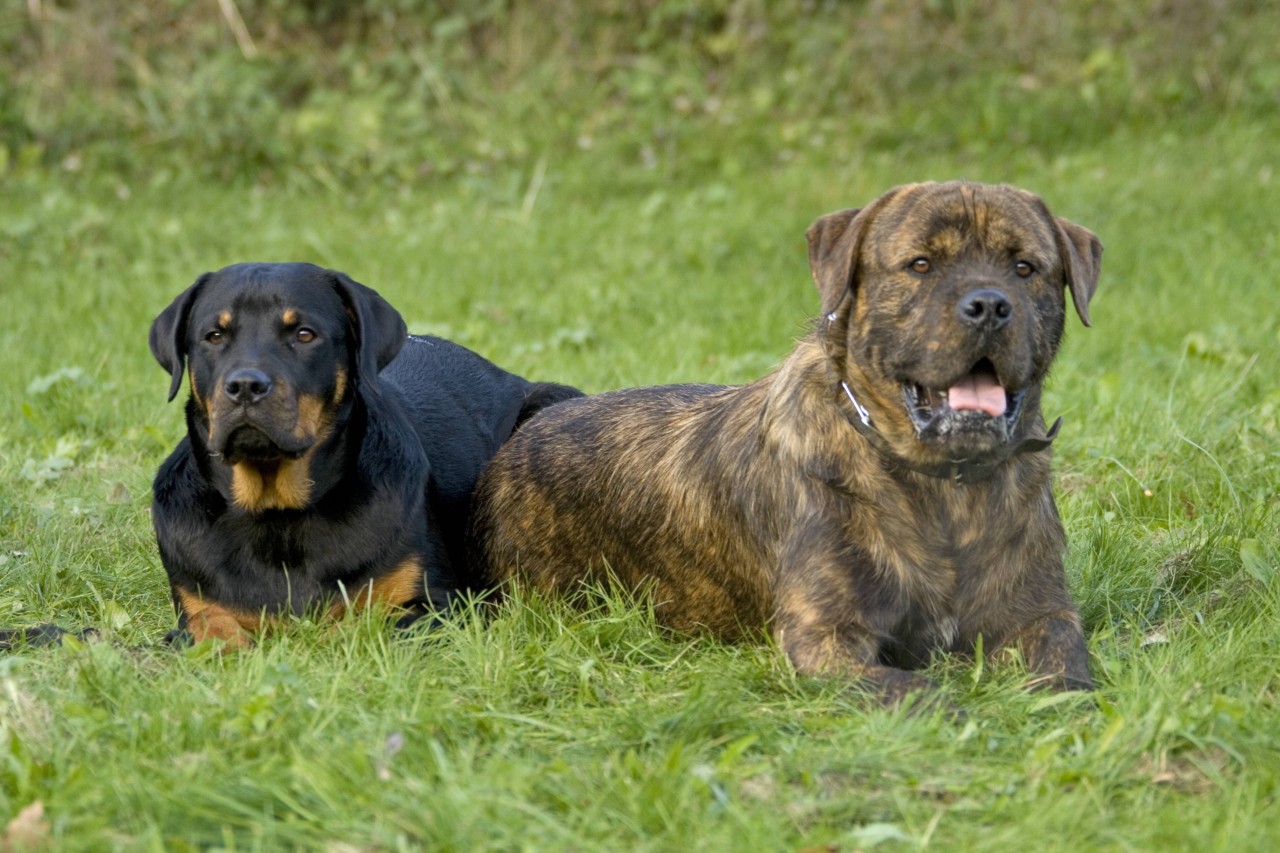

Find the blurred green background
[[4, 0, 1278, 186], [1, 3, 1278, 849]]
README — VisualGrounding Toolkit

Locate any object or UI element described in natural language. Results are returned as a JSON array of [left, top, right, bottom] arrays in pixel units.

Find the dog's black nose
[[224, 368, 274, 404], [958, 289, 1013, 330]]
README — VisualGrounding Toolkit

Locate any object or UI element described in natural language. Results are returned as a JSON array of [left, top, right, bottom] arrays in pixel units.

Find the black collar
[[838, 380, 1062, 485]]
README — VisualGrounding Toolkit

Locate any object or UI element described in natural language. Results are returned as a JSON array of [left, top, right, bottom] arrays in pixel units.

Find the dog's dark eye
[[205, 330, 225, 345], [1015, 261, 1035, 278], [910, 257, 931, 274], [296, 328, 317, 344]]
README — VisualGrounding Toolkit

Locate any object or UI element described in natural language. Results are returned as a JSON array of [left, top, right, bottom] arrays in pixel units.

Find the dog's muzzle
[[903, 360, 1026, 443], [210, 402, 315, 462], [221, 424, 311, 463], [840, 372, 1060, 484]]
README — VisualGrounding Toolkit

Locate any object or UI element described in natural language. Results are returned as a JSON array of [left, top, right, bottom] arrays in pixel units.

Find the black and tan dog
[[148, 262, 580, 648], [473, 181, 1101, 703]]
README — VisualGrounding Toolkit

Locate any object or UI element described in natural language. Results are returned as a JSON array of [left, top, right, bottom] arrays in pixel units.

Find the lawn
[[2, 20, 1279, 848]]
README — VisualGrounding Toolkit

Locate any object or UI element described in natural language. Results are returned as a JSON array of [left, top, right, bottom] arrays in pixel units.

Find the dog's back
[[472, 380, 779, 637], [384, 335, 583, 581]]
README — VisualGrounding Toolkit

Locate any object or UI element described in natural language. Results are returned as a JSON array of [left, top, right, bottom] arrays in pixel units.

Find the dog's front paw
[[871, 668, 963, 717]]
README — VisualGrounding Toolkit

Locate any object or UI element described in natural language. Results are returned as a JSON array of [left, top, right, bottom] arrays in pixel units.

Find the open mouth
[[902, 359, 1026, 440]]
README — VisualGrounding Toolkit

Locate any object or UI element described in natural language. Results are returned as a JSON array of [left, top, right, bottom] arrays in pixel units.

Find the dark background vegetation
[[4, 0, 1278, 186]]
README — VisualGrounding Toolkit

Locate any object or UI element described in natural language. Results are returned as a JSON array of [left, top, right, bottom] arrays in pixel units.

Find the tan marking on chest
[[231, 457, 315, 511]]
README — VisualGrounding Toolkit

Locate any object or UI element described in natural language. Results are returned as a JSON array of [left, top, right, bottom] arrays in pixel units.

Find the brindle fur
[[473, 182, 1101, 704]]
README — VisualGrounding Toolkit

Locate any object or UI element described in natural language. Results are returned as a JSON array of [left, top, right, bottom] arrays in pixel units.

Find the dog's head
[[807, 181, 1102, 465], [150, 262, 407, 472]]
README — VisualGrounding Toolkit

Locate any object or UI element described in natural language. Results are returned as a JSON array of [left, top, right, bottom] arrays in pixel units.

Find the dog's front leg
[[773, 537, 943, 709], [774, 614, 943, 708], [171, 586, 257, 651], [1001, 610, 1093, 692]]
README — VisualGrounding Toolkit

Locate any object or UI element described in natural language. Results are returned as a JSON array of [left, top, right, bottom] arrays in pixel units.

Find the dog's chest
[[853, 480, 1024, 648], [226, 499, 412, 585]]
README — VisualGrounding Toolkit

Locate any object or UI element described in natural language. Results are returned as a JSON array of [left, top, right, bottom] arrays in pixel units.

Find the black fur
[[146, 262, 580, 645]]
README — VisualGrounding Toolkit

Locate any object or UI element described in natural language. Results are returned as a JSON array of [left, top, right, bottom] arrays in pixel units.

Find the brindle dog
[[472, 181, 1101, 704]]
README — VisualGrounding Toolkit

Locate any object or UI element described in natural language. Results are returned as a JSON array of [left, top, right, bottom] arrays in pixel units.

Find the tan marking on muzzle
[[333, 367, 348, 404], [292, 394, 326, 444], [189, 367, 205, 410]]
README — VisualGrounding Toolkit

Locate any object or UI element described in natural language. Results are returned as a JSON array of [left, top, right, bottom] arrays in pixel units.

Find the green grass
[[1, 111, 1279, 849]]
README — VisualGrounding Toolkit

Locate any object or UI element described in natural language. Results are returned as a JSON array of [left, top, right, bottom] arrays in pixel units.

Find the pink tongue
[[948, 373, 1007, 416]]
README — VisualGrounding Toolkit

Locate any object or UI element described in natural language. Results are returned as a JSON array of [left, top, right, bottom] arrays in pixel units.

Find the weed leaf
[[1240, 539, 1274, 583]]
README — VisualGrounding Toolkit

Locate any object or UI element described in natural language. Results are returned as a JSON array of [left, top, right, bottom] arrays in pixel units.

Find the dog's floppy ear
[[1053, 218, 1103, 327], [331, 271, 407, 390], [807, 208, 864, 317], [806, 187, 907, 317], [150, 273, 211, 402]]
